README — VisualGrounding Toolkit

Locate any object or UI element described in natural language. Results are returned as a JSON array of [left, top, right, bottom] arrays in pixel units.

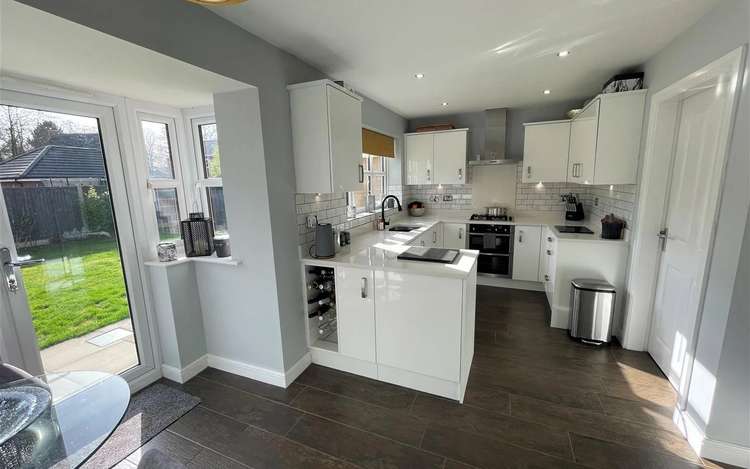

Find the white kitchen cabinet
[[522, 120, 571, 183], [512, 225, 542, 282], [434, 131, 468, 184], [543, 229, 628, 330], [288, 80, 364, 193], [405, 129, 468, 185], [335, 267, 376, 363], [374, 270, 463, 381], [567, 90, 647, 185], [405, 133, 434, 185], [568, 100, 598, 184], [443, 223, 467, 249]]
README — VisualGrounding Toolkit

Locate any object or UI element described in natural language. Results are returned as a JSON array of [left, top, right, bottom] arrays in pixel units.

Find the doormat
[[80, 382, 200, 469]]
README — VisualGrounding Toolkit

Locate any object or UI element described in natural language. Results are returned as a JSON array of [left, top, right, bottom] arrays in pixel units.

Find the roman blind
[[362, 128, 395, 158]]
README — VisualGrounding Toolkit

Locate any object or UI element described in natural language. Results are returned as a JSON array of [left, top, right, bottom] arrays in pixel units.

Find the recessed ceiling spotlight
[[543, 89, 551, 95], [557, 50, 570, 57], [414, 73, 425, 79], [441, 102, 448, 107]]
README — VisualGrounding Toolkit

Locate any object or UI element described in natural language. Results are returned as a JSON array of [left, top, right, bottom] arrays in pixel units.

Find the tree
[[0, 106, 31, 160], [27, 120, 62, 149]]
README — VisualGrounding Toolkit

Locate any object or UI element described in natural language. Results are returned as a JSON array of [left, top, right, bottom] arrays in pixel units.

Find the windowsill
[[144, 255, 241, 268]]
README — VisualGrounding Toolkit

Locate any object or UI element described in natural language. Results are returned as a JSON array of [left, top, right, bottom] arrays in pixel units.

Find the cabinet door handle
[[361, 277, 367, 299], [518, 230, 524, 244], [547, 237, 553, 242], [527, 166, 532, 178], [458, 228, 463, 239], [432, 231, 437, 243], [547, 249, 552, 255], [358, 164, 364, 183], [544, 275, 550, 281], [426, 168, 431, 181]]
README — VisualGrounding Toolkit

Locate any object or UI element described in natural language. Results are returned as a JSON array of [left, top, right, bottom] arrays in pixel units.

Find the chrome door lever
[[1, 247, 45, 293], [657, 228, 669, 252]]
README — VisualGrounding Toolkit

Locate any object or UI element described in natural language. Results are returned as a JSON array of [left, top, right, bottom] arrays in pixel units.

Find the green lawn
[[19, 239, 130, 349]]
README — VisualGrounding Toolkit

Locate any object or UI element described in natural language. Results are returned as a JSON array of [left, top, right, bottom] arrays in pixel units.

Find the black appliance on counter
[[468, 222, 514, 278], [563, 193, 585, 221]]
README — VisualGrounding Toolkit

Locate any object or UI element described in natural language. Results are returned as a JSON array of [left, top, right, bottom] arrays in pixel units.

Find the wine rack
[[305, 266, 337, 348]]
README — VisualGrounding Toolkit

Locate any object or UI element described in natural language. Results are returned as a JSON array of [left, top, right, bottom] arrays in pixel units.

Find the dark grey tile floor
[[117, 286, 737, 469]]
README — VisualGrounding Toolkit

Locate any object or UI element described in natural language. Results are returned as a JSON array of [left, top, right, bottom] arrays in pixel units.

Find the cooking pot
[[485, 207, 507, 217]]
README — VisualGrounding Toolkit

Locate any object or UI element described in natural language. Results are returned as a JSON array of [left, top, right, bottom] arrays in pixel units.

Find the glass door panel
[[0, 104, 140, 375]]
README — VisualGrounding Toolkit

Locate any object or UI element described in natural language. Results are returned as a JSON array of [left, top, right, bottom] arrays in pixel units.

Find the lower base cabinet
[[512, 225, 542, 282], [335, 267, 376, 362], [305, 261, 477, 401], [443, 223, 467, 249], [374, 271, 462, 382]]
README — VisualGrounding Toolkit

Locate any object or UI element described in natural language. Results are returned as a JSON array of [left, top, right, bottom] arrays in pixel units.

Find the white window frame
[[126, 101, 192, 252], [184, 109, 227, 234]]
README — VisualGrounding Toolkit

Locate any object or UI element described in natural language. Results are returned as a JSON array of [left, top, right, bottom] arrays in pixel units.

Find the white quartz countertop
[[411, 211, 629, 245], [301, 218, 479, 279]]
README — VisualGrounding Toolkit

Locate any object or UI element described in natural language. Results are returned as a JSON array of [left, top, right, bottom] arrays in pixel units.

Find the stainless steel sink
[[389, 225, 420, 232]]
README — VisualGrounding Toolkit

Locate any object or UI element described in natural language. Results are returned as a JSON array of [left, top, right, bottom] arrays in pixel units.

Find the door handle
[[657, 228, 669, 252], [546, 249, 552, 255], [432, 231, 437, 243], [457, 168, 463, 180], [426, 168, 431, 182], [544, 275, 550, 281], [518, 230, 524, 244], [458, 228, 463, 240], [360, 277, 368, 299], [1, 247, 45, 293], [527, 166, 532, 178], [358, 164, 364, 183]]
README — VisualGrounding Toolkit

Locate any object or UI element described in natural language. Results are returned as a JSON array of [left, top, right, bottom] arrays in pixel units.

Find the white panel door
[[568, 100, 599, 184], [405, 133, 434, 185], [512, 225, 542, 281], [522, 122, 570, 183], [443, 223, 467, 249], [649, 87, 727, 390], [327, 85, 363, 192], [374, 270, 462, 381], [434, 131, 467, 185], [336, 267, 376, 362]]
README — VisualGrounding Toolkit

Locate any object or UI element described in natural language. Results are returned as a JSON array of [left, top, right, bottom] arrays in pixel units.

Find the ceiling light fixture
[[543, 89, 551, 95], [441, 102, 448, 107], [414, 73, 425, 79], [186, 0, 248, 5], [557, 50, 570, 57]]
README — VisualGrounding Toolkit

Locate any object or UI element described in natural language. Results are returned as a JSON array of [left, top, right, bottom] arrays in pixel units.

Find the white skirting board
[[676, 407, 750, 468], [161, 355, 209, 384], [204, 353, 311, 388]]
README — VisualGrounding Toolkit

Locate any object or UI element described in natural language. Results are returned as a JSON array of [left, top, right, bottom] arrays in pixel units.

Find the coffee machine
[[563, 193, 585, 221]]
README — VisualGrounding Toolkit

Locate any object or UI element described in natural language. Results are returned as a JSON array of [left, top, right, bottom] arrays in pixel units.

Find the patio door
[[0, 90, 155, 383]]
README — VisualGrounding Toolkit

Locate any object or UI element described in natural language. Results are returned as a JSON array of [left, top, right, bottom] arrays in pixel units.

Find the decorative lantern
[[181, 212, 215, 257]]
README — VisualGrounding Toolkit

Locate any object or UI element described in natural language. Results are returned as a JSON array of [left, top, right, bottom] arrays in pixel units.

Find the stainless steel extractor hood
[[467, 108, 516, 166]]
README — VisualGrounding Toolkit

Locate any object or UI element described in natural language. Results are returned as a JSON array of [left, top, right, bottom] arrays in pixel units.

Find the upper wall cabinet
[[288, 80, 364, 193], [522, 120, 571, 183], [568, 90, 647, 185], [405, 129, 468, 185]]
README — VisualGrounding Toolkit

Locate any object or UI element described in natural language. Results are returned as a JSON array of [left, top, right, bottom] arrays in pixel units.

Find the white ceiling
[[0, 0, 248, 108], [209, 0, 719, 117]]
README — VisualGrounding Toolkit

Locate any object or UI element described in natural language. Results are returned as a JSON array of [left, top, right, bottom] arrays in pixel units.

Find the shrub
[[82, 186, 114, 235]]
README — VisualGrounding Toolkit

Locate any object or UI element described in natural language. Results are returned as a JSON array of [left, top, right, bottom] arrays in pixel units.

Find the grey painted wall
[[641, 0, 750, 448], [17, 0, 406, 374], [407, 98, 585, 162]]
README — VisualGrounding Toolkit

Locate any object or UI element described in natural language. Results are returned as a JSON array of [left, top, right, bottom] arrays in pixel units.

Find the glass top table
[[0, 371, 130, 469]]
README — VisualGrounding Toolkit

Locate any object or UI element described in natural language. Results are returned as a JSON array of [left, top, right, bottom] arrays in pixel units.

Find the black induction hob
[[555, 225, 594, 234]]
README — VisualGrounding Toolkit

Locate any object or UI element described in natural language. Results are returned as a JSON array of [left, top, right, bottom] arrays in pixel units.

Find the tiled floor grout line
[[195, 372, 584, 464], [163, 426, 256, 469], [184, 405, 368, 469]]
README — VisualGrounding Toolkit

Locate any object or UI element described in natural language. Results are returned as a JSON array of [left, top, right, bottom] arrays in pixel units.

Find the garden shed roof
[[0, 143, 106, 181]]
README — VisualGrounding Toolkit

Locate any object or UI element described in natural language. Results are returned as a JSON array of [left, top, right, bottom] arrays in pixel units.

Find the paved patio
[[40, 319, 139, 374]]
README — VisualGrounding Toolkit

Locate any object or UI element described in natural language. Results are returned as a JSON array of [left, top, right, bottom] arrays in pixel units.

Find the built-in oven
[[469, 224, 514, 278]]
